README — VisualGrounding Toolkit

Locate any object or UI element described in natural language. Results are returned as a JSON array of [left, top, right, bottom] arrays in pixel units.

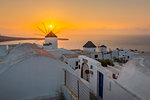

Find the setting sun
[[50, 25, 52, 28]]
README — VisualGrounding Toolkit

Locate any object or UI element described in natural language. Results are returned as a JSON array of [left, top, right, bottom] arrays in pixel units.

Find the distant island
[[0, 35, 69, 42]]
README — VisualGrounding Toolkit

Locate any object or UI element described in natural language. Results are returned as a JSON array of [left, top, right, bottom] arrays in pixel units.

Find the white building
[[101, 52, 150, 100], [99, 45, 107, 53], [43, 31, 58, 50], [0, 43, 68, 100], [77, 53, 149, 100], [83, 41, 96, 52], [90, 52, 103, 59], [77, 55, 102, 95], [62, 53, 79, 70], [111, 50, 119, 59], [0, 40, 143, 100], [75, 55, 121, 96], [117, 49, 139, 61]]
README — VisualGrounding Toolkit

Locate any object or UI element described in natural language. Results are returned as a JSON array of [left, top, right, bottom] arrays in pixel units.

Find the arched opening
[[81, 63, 90, 82]]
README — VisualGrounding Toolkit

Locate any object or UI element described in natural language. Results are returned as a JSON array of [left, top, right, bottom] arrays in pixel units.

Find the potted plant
[[85, 70, 90, 74]]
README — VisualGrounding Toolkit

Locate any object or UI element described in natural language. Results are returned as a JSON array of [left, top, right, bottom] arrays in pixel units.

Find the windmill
[[36, 23, 62, 49]]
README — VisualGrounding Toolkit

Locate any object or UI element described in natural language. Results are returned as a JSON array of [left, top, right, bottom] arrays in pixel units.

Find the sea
[[0, 34, 150, 52]]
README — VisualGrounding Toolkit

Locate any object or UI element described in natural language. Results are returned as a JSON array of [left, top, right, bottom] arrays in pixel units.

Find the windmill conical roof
[[83, 41, 96, 48], [45, 31, 57, 37]]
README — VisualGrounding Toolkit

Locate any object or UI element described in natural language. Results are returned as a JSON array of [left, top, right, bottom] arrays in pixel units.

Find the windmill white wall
[[44, 37, 58, 49], [83, 41, 96, 52], [83, 47, 96, 52], [43, 31, 58, 50]]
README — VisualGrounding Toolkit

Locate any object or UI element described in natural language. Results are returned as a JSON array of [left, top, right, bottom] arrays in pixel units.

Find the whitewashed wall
[[45, 37, 58, 49], [119, 50, 136, 61], [83, 47, 96, 52], [78, 55, 102, 95], [103, 53, 112, 60], [112, 50, 119, 59], [97, 68, 139, 100], [68, 58, 78, 69], [62, 56, 78, 69], [78, 55, 139, 100], [99, 47, 107, 53], [43, 45, 53, 50], [90, 52, 103, 59], [102, 76, 138, 100]]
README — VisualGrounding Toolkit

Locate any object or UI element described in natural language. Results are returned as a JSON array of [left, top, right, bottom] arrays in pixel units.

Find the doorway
[[99, 72, 104, 99]]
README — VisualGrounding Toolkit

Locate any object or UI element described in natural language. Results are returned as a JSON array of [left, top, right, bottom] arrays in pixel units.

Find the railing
[[64, 70, 90, 100]]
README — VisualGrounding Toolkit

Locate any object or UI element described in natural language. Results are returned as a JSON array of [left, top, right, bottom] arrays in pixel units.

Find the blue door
[[99, 72, 104, 99]]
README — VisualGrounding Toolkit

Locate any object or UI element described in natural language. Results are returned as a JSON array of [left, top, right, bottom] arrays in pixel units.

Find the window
[[76, 61, 78, 66], [78, 65, 80, 69], [75, 67, 78, 70], [90, 65, 93, 69], [95, 55, 98, 58], [112, 74, 118, 79]]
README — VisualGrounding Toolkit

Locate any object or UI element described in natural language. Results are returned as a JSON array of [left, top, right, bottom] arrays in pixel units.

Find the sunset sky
[[0, 0, 150, 37]]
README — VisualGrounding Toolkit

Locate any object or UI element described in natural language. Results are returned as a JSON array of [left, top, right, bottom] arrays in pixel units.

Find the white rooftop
[[46, 48, 73, 59], [0, 43, 69, 100]]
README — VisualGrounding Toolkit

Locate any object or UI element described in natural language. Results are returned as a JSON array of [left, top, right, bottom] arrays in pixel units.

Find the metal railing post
[[64, 70, 66, 85], [77, 80, 79, 99]]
